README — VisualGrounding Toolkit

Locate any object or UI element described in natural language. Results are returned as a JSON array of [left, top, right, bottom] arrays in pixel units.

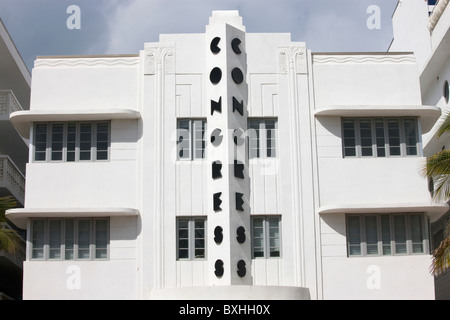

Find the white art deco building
[[6, 9, 449, 300]]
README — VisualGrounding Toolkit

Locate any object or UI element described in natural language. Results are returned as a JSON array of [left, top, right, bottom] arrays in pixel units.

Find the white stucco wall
[[30, 57, 139, 111], [390, 0, 432, 71], [24, 119, 139, 209], [23, 216, 138, 300], [320, 213, 435, 300]]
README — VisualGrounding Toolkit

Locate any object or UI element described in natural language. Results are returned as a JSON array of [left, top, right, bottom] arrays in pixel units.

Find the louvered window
[[30, 218, 109, 260], [248, 119, 278, 159], [33, 122, 110, 162], [177, 119, 206, 160], [251, 216, 281, 258], [346, 213, 428, 257], [176, 217, 206, 260], [342, 118, 420, 158]]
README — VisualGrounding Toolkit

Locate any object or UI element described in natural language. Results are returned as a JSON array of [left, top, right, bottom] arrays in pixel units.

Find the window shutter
[[381, 215, 391, 255], [49, 220, 62, 259], [410, 214, 424, 253], [365, 216, 378, 255], [393, 215, 407, 254], [78, 220, 91, 259], [347, 216, 361, 256]]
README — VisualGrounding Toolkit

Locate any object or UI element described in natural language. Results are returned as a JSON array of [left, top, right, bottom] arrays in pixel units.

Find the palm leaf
[[0, 196, 20, 254], [425, 150, 450, 177], [436, 112, 450, 138], [0, 196, 17, 216], [431, 223, 450, 274], [424, 113, 450, 274], [0, 226, 22, 254]]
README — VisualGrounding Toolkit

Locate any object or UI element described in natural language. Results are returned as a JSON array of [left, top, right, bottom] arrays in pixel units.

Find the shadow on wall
[[320, 212, 346, 237]]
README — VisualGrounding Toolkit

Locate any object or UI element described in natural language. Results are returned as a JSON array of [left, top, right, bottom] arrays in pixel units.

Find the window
[[346, 213, 428, 257], [248, 119, 278, 159], [177, 217, 206, 260], [177, 119, 206, 160], [29, 218, 109, 261], [33, 122, 110, 162], [252, 216, 281, 258], [342, 118, 420, 158]]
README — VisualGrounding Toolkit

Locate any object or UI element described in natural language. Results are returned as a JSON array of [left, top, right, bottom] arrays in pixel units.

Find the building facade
[[7, 10, 447, 300], [389, 0, 450, 300], [0, 18, 30, 300]]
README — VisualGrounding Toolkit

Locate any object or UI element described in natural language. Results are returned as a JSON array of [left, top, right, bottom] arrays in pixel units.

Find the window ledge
[[10, 109, 141, 139], [314, 105, 441, 133], [317, 202, 448, 223], [6, 207, 140, 229]]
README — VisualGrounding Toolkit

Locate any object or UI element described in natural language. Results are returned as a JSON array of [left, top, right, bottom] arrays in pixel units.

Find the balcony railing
[[0, 156, 25, 205], [428, 0, 449, 31], [0, 90, 23, 120]]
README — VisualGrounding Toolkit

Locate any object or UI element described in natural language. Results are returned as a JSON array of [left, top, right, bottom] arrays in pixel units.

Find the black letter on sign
[[215, 259, 224, 277], [233, 128, 244, 146], [212, 161, 222, 179], [210, 67, 222, 84], [236, 226, 246, 244], [214, 226, 223, 244], [211, 97, 222, 115], [236, 193, 244, 211], [210, 37, 221, 54], [210, 128, 223, 146], [231, 68, 244, 84], [231, 38, 242, 54], [214, 192, 222, 212], [237, 260, 246, 277], [234, 160, 245, 179], [233, 97, 243, 116]]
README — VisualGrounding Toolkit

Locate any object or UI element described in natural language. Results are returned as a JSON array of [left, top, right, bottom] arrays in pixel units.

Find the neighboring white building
[[390, 0, 450, 300], [0, 18, 30, 300], [6, 10, 448, 300]]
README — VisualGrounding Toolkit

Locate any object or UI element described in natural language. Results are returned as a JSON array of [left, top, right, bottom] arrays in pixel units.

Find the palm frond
[[0, 196, 17, 223], [425, 150, 450, 177], [431, 221, 450, 275], [0, 225, 22, 254], [432, 175, 450, 202], [436, 112, 450, 138], [431, 238, 450, 274], [0, 196, 20, 253]]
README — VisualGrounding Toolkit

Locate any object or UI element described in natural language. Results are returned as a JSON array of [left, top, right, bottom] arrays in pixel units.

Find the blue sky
[[0, 0, 398, 71]]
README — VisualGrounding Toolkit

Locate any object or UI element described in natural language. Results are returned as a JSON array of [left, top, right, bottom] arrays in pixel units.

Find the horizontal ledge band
[[318, 202, 448, 222], [10, 109, 141, 139], [314, 105, 441, 133], [6, 207, 140, 229]]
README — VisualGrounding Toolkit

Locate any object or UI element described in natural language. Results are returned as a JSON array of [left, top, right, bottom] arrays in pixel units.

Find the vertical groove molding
[[206, 12, 251, 286]]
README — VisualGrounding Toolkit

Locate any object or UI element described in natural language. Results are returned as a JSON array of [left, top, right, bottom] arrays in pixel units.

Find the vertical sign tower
[[206, 11, 251, 286]]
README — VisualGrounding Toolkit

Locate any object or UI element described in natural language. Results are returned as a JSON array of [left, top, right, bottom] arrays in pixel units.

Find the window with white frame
[[346, 213, 428, 257], [342, 118, 420, 158], [30, 218, 109, 261], [252, 216, 281, 258], [177, 119, 206, 160], [248, 119, 277, 159], [176, 217, 206, 260], [33, 122, 110, 162]]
